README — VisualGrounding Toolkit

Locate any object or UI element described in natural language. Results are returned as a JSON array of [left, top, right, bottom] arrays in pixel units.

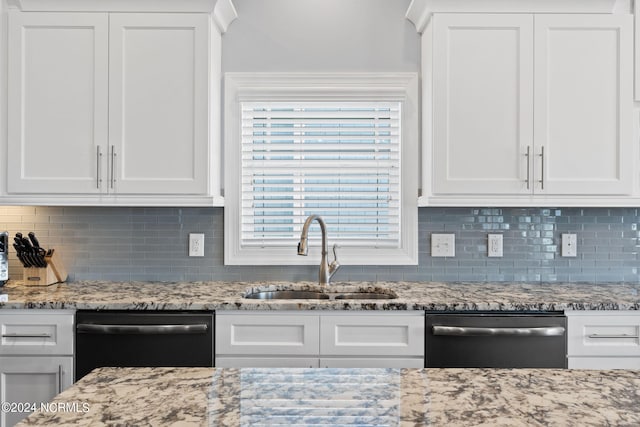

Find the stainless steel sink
[[243, 290, 330, 300], [243, 289, 397, 300]]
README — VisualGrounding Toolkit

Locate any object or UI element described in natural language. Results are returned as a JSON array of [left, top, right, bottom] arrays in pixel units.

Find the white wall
[[222, 0, 419, 72]]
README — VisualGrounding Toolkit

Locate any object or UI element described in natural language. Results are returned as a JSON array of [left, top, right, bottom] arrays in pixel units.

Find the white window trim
[[224, 72, 419, 266]]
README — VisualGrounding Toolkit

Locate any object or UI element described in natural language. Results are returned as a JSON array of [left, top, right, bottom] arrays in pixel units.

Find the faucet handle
[[329, 244, 341, 275]]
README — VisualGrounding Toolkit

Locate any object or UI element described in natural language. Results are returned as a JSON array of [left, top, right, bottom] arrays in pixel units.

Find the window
[[224, 73, 418, 265]]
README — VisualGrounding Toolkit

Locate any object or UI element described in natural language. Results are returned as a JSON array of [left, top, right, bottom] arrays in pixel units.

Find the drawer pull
[[1, 333, 52, 338], [588, 333, 639, 339]]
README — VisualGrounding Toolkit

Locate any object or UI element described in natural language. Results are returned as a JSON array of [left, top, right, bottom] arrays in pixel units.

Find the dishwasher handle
[[77, 323, 208, 335], [433, 325, 565, 337]]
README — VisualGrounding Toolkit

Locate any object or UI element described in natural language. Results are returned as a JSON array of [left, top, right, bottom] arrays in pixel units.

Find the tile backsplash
[[0, 206, 638, 283]]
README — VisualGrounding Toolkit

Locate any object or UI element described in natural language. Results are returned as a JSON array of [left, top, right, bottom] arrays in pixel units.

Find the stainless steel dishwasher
[[425, 312, 567, 368], [75, 311, 214, 381]]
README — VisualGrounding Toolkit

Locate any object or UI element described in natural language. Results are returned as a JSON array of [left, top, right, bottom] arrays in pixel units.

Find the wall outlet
[[561, 233, 577, 257], [487, 234, 503, 257], [189, 233, 205, 257], [431, 233, 455, 257]]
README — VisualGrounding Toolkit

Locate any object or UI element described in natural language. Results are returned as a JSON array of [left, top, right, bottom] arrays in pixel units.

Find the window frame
[[223, 73, 419, 266]]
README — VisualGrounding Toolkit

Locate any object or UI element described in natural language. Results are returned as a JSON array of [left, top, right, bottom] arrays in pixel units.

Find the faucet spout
[[297, 215, 340, 286]]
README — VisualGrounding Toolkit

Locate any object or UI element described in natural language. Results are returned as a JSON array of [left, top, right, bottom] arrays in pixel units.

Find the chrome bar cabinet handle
[[588, 333, 639, 339], [539, 146, 545, 190], [1, 333, 52, 338], [110, 145, 116, 189], [432, 325, 565, 337], [525, 145, 531, 190], [96, 146, 102, 189]]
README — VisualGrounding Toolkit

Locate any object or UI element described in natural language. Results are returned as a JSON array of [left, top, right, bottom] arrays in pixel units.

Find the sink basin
[[243, 289, 397, 300], [243, 290, 330, 300]]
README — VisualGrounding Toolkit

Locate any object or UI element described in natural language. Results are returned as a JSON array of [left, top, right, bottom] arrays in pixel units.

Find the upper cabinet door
[[7, 12, 109, 194], [108, 13, 209, 195], [432, 14, 534, 195], [534, 14, 634, 195]]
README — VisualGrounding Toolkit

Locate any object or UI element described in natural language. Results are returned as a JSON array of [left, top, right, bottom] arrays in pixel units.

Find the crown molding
[[213, 0, 237, 33], [406, 0, 618, 33], [10, 0, 236, 19]]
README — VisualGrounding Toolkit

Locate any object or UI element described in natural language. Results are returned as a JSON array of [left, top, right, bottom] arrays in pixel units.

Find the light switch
[[431, 233, 455, 257]]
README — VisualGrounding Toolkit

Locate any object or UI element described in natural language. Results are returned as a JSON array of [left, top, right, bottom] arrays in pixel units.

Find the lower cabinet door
[[0, 356, 73, 427], [320, 358, 424, 369], [215, 357, 319, 368]]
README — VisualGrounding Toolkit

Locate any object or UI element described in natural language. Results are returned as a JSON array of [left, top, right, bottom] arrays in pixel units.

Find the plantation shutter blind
[[240, 101, 401, 249]]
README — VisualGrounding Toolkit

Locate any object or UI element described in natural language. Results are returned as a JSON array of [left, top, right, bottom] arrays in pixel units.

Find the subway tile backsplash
[[0, 206, 638, 283]]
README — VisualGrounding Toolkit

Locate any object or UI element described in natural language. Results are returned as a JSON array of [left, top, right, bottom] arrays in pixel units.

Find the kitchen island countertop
[[15, 366, 640, 426], [1, 280, 639, 311]]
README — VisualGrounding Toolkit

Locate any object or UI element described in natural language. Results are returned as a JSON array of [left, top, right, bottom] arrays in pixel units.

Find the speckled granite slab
[[1, 280, 639, 311], [15, 367, 640, 426]]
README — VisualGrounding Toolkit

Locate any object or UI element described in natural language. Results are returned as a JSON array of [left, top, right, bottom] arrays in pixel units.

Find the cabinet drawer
[[216, 313, 319, 356], [216, 357, 319, 368], [0, 311, 74, 356], [567, 311, 640, 357], [568, 356, 640, 370], [320, 314, 424, 357], [320, 357, 424, 369]]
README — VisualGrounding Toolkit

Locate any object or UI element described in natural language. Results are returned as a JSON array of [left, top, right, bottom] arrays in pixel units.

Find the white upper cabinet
[[534, 15, 633, 196], [432, 14, 534, 195], [7, 12, 109, 194], [3, 0, 236, 205], [424, 9, 635, 206], [108, 13, 209, 195]]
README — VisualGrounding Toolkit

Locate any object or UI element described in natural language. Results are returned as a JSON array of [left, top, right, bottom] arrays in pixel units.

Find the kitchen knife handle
[[538, 146, 545, 190], [28, 232, 40, 249], [110, 145, 116, 189], [525, 146, 531, 190], [97, 146, 103, 189]]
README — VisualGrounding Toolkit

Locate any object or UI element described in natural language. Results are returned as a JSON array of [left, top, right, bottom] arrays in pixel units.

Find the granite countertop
[[15, 366, 640, 426], [1, 280, 639, 311]]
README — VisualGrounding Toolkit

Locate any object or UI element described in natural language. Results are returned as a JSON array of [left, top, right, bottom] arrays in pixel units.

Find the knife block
[[23, 249, 67, 287]]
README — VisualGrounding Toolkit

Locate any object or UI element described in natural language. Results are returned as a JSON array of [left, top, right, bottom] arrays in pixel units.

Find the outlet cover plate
[[189, 233, 205, 257], [432, 233, 455, 257], [561, 233, 577, 257], [488, 234, 503, 257]]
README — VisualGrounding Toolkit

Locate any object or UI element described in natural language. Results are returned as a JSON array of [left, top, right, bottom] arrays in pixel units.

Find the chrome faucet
[[297, 215, 340, 286]]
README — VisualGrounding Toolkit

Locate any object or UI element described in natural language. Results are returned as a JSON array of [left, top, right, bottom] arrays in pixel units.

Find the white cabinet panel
[[534, 14, 633, 195], [215, 312, 425, 368], [0, 356, 73, 427], [320, 314, 424, 357], [636, 1, 640, 101], [215, 313, 320, 356], [567, 310, 640, 369], [109, 13, 209, 195], [7, 12, 108, 194], [320, 358, 423, 369], [568, 356, 640, 370], [216, 357, 319, 368], [426, 13, 635, 204], [567, 311, 640, 357], [432, 14, 534, 195], [6, 10, 213, 203], [0, 311, 74, 356]]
